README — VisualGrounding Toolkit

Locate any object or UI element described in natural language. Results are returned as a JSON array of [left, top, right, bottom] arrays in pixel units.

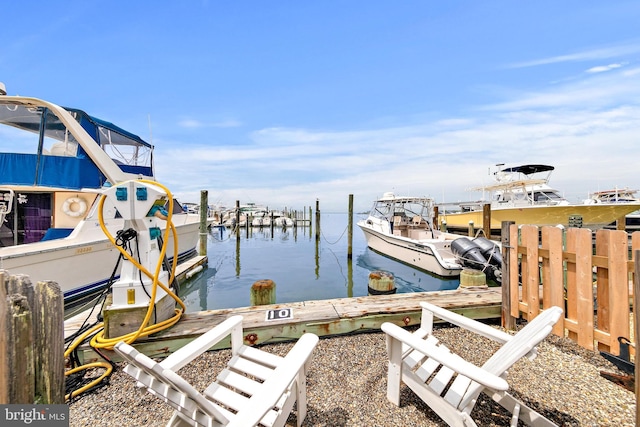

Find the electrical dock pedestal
[[101, 181, 178, 339]]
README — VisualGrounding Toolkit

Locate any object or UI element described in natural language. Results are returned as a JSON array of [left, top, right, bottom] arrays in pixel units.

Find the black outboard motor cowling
[[450, 238, 488, 270], [472, 237, 503, 267], [452, 237, 503, 284]]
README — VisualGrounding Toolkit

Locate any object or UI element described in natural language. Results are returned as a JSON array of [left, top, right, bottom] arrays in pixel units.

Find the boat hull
[[357, 222, 461, 278], [0, 216, 202, 306], [440, 203, 640, 230]]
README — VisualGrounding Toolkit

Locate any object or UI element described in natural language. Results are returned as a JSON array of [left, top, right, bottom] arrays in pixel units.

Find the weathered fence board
[[506, 224, 636, 356], [0, 271, 7, 404], [508, 223, 519, 318], [0, 271, 64, 404], [34, 281, 65, 404], [541, 226, 564, 336], [6, 294, 34, 403]]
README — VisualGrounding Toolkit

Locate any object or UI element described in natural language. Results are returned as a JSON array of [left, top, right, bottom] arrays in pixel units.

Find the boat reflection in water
[[356, 248, 459, 294]]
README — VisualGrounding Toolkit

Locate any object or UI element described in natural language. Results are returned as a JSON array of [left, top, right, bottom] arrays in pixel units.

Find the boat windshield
[[533, 191, 564, 202], [0, 103, 79, 156], [372, 198, 432, 221]]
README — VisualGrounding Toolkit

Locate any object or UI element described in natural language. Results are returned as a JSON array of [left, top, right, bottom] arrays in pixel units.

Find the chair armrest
[[228, 333, 319, 427], [160, 315, 243, 372], [420, 301, 512, 344], [382, 322, 509, 391]]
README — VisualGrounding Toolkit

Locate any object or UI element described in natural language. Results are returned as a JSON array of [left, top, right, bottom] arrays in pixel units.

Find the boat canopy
[[65, 107, 153, 176], [501, 164, 554, 175], [0, 102, 153, 189]]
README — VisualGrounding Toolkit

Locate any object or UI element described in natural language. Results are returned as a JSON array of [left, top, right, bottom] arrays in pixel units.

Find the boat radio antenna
[[148, 114, 153, 144]]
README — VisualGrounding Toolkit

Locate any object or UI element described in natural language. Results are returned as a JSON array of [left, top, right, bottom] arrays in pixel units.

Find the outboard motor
[[452, 237, 503, 284], [473, 236, 503, 267], [451, 238, 488, 270]]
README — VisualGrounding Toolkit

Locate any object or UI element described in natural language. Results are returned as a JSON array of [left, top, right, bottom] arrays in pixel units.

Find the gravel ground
[[68, 323, 636, 426]]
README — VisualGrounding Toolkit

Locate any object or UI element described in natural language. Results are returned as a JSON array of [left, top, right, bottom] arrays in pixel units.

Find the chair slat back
[[451, 306, 562, 410], [115, 341, 230, 425]]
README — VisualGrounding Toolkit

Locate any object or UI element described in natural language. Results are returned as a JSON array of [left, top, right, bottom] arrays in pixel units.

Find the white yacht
[[0, 83, 206, 307], [440, 164, 640, 231]]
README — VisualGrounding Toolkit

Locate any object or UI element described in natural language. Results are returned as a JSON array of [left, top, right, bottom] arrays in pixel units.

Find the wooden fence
[[502, 223, 638, 356], [0, 270, 64, 404]]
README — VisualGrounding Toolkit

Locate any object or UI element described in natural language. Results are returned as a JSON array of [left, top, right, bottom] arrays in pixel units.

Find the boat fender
[[62, 197, 87, 217], [472, 236, 503, 267]]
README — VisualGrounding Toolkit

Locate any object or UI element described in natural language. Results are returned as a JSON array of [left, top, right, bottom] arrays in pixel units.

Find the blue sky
[[3, 1, 640, 212]]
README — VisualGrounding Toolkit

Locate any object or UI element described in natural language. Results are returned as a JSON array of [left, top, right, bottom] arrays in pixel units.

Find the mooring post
[[483, 203, 491, 238], [250, 279, 276, 306], [501, 221, 516, 330], [468, 220, 474, 237], [235, 200, 240, 241], [459, 269, 486, 287], [315, 199, 320, 241], [270, 210, 274, 233], [199, 190, 208, 256], [348, 194, 353, 260], [433, 206, 439, 231], [368, 271, 396, 295], [617, 215, 626, 231]]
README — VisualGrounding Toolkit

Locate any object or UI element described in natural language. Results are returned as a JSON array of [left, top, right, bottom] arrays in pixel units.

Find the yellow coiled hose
[[65, 179, 186, 401]]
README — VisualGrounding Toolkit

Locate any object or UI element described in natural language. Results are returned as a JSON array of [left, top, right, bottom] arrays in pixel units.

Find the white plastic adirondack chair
[[114, 315, 319, 427], [382, 302, 563, 427]]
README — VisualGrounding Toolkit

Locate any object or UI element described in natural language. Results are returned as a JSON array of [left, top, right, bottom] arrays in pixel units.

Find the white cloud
[[586, 63, 624, 73], [178, 119, 204, 128], [508, 42, 640, 68], [158, 47, 640, 212], [178, 118, 242, 129]]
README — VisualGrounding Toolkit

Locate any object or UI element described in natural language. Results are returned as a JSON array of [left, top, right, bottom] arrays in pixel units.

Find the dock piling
[[459, 269, 487, 287], [250, 279, 276, 306], [199, 190, 208, 256], [367, 271, 396, 295], [348, 194, 353, 260]]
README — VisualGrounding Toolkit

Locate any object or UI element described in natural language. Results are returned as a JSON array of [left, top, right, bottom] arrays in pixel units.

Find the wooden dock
[[68, 286, 502, 363]]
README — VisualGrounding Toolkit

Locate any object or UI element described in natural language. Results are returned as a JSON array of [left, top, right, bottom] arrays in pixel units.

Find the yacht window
[[44, 108, 78, 156], [0, 104, 78, 156], [534, 191, 562, 202]]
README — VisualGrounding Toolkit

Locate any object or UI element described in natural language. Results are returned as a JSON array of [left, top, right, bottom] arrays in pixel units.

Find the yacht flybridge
[[0, 83, 205, 308], [440, 164, 640, 231]]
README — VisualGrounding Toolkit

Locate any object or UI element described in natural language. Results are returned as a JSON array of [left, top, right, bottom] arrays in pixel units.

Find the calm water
[[179, 213, 459, 312]]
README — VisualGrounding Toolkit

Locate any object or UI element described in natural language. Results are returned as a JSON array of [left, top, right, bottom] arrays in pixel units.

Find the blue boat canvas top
[[0, 102, 153, 190]]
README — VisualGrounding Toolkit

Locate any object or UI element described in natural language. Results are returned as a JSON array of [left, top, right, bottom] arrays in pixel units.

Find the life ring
[[62, 197, 87, 218]]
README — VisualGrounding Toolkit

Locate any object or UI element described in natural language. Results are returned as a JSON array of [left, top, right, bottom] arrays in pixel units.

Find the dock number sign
[[265, 308, 293, 321]]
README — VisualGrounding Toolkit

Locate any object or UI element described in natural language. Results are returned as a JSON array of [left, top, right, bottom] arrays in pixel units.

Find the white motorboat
[[0, 83, 206, 308], [584, 187, 640, 230], [439, 164, 640, 231], [357, 192, 502, 281], [274, 216, 294, 227]]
